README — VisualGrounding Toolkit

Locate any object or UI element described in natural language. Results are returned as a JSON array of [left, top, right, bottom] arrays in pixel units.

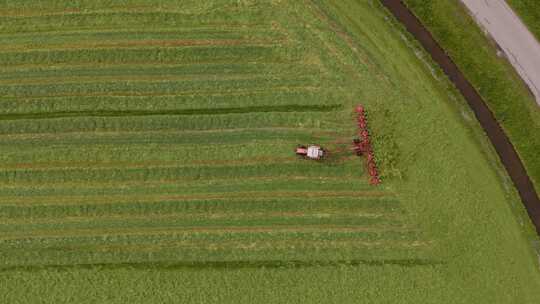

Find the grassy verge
[[507, 0, 540, 41], [403, 0, 540, 195]]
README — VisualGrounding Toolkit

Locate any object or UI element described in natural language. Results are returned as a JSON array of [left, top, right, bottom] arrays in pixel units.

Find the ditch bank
[[380, 0, 540, 235]]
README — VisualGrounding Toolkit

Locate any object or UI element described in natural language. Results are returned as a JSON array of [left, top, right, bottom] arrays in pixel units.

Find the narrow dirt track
[[380, 0, 540, 235]]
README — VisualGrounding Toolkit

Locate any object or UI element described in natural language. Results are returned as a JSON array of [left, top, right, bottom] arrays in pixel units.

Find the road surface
[[461, 0, 540, 105]]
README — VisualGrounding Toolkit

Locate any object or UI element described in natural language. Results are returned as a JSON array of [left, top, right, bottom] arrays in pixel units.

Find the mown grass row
[[0, 161, 364, 184], [0, 111, 343, 134], [0, 0, 263, 14], [0, 28, 283, 50], [0, 75, 322, 98], [0, 195, 398, 216], [0, 105, 341, 123], [0, 91, 337, 118], [0, 45, 297, 67], [0, 196, 396, 220], [0, 38, 282, 53], [0, 141, 300, 164], [0, 226, 419, 248], [0, 7, 277, 34], [0, 62, 307, 82], [0, 212, 398, 234], [0, 225, 416, 246], [0, 176, 373, 197], [0, 127, 330, 145]]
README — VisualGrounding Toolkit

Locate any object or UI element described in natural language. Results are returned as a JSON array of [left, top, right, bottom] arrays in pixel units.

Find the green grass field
[[0, 0, 539, 303], [507, 0, 540, 41]]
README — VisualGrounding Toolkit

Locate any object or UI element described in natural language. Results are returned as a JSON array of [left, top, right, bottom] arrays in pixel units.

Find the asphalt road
[[460, 0, 540, 105]]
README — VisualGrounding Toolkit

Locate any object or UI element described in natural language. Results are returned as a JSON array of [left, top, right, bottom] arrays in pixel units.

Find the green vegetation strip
[[506, 0, 540, 41]]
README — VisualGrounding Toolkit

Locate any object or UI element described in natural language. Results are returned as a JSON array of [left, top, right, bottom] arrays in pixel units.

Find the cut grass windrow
[[0, 215, 398, 235], [0, 104, 341, 121], [0, 209, 390, 227], [0, 161, 364, 184], [0, 62, 310, 83], [0, 75, 321, 98], [0, 0, 274, 15], [0, 227, 418, 246], [0, 176, 374, 197], [0, 85, 326, 103], [0, 111, 343, 135], [0, 89, 337, 118], [0, 38, 286, 53], [0, 191, 391, 206], [0, 25, 275, 39], [0, 126, 339, 142], [0, 28, 285, 51], [0, 196, 400, 219], [0, 9, 277, 34], [0, 44, 296, 67], [0, 76, 324, 99], [0, 140, 298, 165], [0, 127, 332, 146]]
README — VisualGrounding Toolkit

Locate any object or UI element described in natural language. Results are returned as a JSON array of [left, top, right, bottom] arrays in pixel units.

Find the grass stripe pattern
[[0, 0, 429, 269]]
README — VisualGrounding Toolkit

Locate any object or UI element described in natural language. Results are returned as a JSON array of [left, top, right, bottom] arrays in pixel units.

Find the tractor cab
[[296, 145, 325, 160]]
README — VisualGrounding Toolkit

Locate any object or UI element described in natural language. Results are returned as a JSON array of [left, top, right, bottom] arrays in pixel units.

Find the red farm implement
[[353, 105, 381, 185]]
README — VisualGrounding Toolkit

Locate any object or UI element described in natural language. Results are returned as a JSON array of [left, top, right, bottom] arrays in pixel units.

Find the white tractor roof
[[307, 146, 322, 159]]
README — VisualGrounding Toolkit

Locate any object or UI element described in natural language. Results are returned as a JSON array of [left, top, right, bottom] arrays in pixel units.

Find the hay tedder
[[353, 105, 381, 185], [294, 104, 381, 185]]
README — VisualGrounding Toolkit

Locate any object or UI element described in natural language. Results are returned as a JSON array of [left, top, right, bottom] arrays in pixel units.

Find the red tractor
[[295, 145, 326, 160]]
